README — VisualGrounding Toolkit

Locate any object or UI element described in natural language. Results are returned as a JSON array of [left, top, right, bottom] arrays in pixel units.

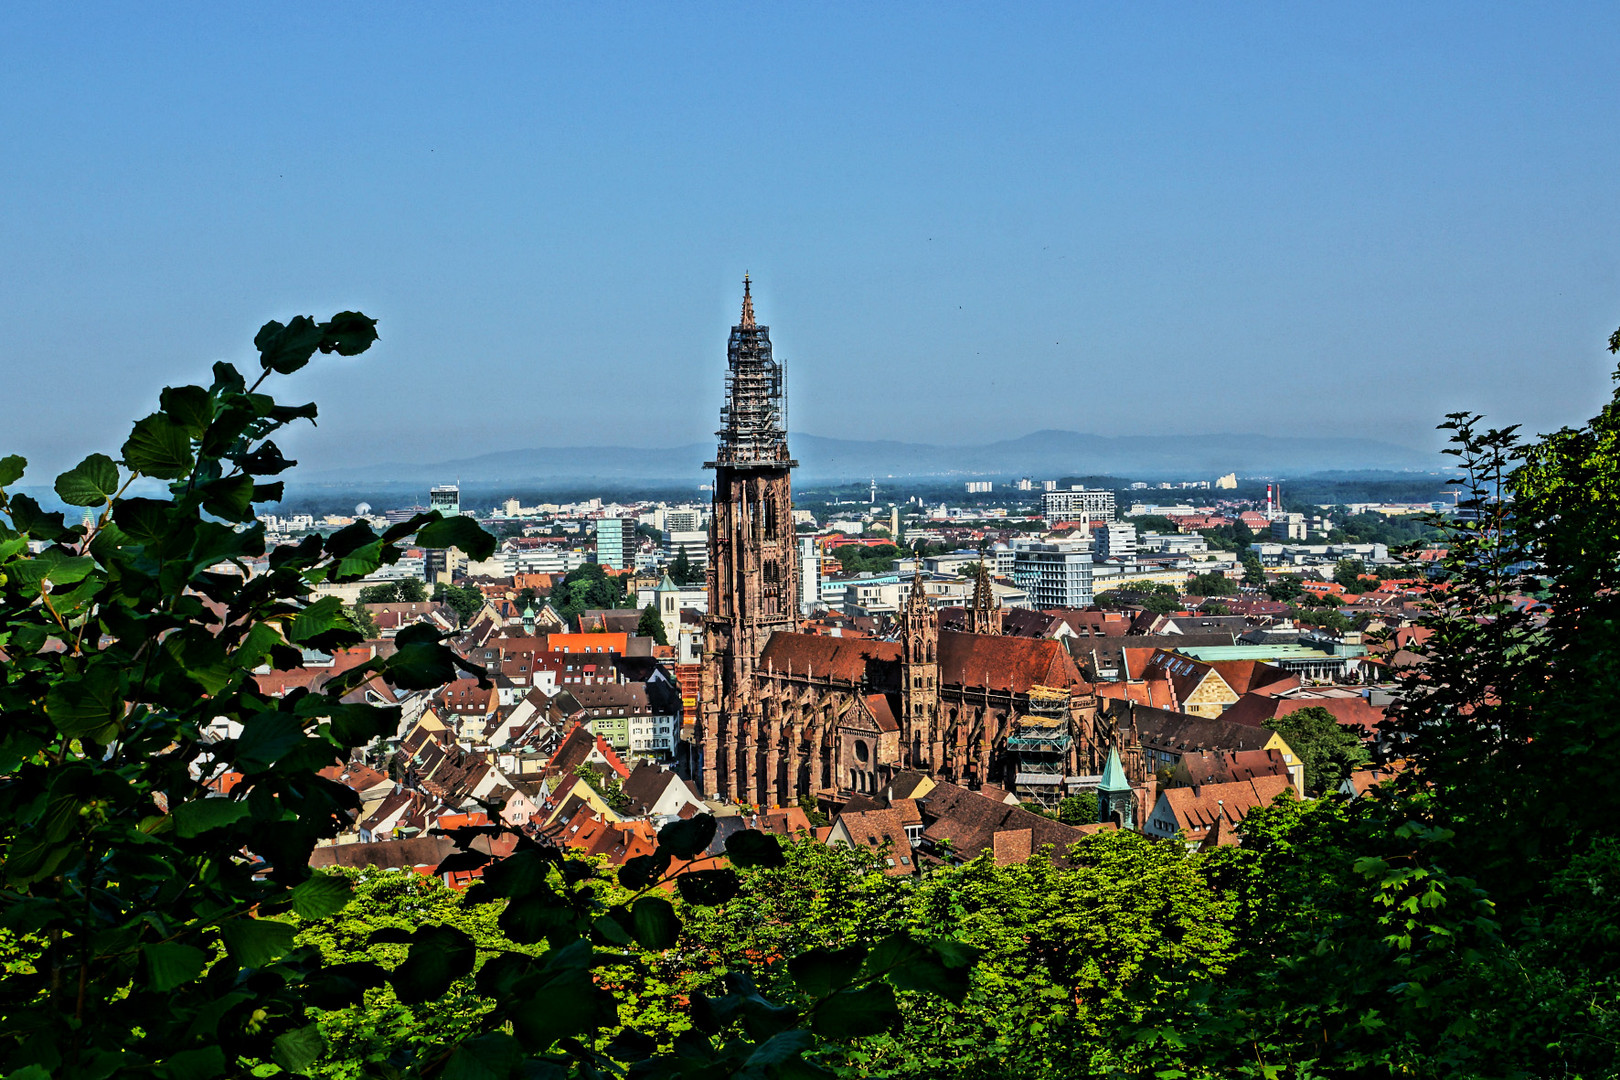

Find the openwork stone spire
[[740, 273, 755, 329]]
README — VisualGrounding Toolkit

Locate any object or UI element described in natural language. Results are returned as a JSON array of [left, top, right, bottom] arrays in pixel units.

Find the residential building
[[429, 484, 460, 515], [664, 529, 710, 572], [1011, 536, 1095, 608], [663, 507, 703, 533], [799, 535, 821, 614], [1143, 775, 1295, 848], [594, 517, 629, 569], [1042, 488, 1116, 524], [1094, 522, 1137, 563]]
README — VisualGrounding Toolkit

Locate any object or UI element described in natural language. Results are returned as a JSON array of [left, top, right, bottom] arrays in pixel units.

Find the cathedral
[[697, 280, 1108, 807]]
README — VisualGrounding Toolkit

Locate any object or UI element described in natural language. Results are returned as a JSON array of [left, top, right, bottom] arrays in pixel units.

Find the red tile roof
[[759, 634, 902, 681]]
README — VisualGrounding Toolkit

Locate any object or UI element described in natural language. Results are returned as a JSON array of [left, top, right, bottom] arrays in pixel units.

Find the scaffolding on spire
[[707, 276, 794, 470]]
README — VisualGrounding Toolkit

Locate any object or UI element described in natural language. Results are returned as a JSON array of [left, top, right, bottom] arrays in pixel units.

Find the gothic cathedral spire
[[698, 278, 801, 804], [969, 555, 1003, 635]]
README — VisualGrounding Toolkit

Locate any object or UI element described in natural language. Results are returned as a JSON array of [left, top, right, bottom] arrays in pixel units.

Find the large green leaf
[[508, 966, 600, 1049], [789, 945, 867, 998], [618, 851, 672, 891], [113, 498, 175, 546], [630, 896, 680, 951], [725, 828, 786, 868], [172, 797, 251, 838], [318, 311, 378, 356], [382, 639, 463, 690], [155, 1045, 226, 1080], [675, 868, 741, 907], [391, 925, 476, 1004], [159, 384, 213, 436], [122, 413, 195, 479], [143, 942, 208, 992], [415, 515, 497, 561], [255, 316, 323, 375], [744, 1030, 816, 1069], [441, 1032, 523, 1080], [302, 962, 387, 1010], [0, 454, 25, 487], [811, 983, 901, 1037], [498, 894, 571, 945], [482, 850, 555, 899], [219, 917, 296, 968], [45, 665, 122, 739], [199, 475, 255, 521], [54, 453, 120, 506], [271, 1023, 324, 1074], [235, 713, 307, 773], [658, 815, 717, 859], [332, 539, 384, 581], [286, 596, 345, 644]]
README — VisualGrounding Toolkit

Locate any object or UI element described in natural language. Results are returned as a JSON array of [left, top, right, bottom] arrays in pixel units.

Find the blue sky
[[3, 3, 1618, 476]]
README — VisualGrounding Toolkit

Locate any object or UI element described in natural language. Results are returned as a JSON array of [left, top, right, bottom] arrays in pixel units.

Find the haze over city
[[5, 4, 1620, 479]]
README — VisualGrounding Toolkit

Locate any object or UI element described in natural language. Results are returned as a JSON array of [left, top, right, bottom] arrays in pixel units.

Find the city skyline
[[5, 5, 1620, 479]]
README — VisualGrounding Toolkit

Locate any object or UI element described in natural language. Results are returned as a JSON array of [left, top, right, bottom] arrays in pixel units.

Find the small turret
[[1098, 746, 1134, 829]]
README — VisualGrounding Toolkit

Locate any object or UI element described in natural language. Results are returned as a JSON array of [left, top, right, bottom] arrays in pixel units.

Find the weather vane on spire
[[740, 273, 755, 329]]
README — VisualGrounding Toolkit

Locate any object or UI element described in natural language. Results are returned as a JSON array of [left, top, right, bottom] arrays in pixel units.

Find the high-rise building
[[1011, 535, 1095, 608], [799, 536, 820, 615], [664, 507, 703, 533], [663, 531, 709, 572], [429, 484, 460, 515], [1041, 488, 1115, 524], [1094, 522, 1138, 564], [594, 517, 628, 569], [698, 278, 801, 799]]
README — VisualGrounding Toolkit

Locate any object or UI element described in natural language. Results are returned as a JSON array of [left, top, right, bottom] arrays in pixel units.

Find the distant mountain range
[[300, 430, 1436, 488]]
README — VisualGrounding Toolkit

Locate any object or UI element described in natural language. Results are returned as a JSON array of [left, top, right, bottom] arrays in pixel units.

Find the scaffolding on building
[[707, 276, 797, 471], [1007, 685, 1072, 808]]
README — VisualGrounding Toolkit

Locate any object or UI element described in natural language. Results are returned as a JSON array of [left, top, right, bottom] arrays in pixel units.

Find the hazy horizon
[[5, 4, 1620, 479]]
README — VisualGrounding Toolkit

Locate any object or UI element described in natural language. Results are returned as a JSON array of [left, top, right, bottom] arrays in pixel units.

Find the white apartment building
[[1041, 488, 1116, 524], [1093, 522, 1138, 563], [1011, 536, 1095, 608], [663, 529, 709, 571], [799, 536, 821, 614]]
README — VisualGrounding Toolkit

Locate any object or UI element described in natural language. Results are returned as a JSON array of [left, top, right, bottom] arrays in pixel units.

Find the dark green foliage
[[1264, 705, 1370, 796], [431, 581, 486, 626], [636, 602, 669, 645], [0, 314, 494, 1078], [549, 562, 628, 626], [667, 546, 700, 587], [1057, 791, 1098, 824], [1264, 574, 1304, 601], [1096, 580, 1181, 613], [573, 763, 632, 815], [348, 602, 379, 638], [1333, 555, 1371, 591], [1328, 510, 1441, 547], [1124, 514, 1178, 534], [356, 578, 427, 605], [832, 543, 898, 575], [1186, 569, 1238, 595]]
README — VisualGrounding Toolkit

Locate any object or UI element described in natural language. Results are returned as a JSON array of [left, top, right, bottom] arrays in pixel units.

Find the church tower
[[968, 557, 1003, 635], [698, 278, 801, 803], [900, 564, 940, 769]]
